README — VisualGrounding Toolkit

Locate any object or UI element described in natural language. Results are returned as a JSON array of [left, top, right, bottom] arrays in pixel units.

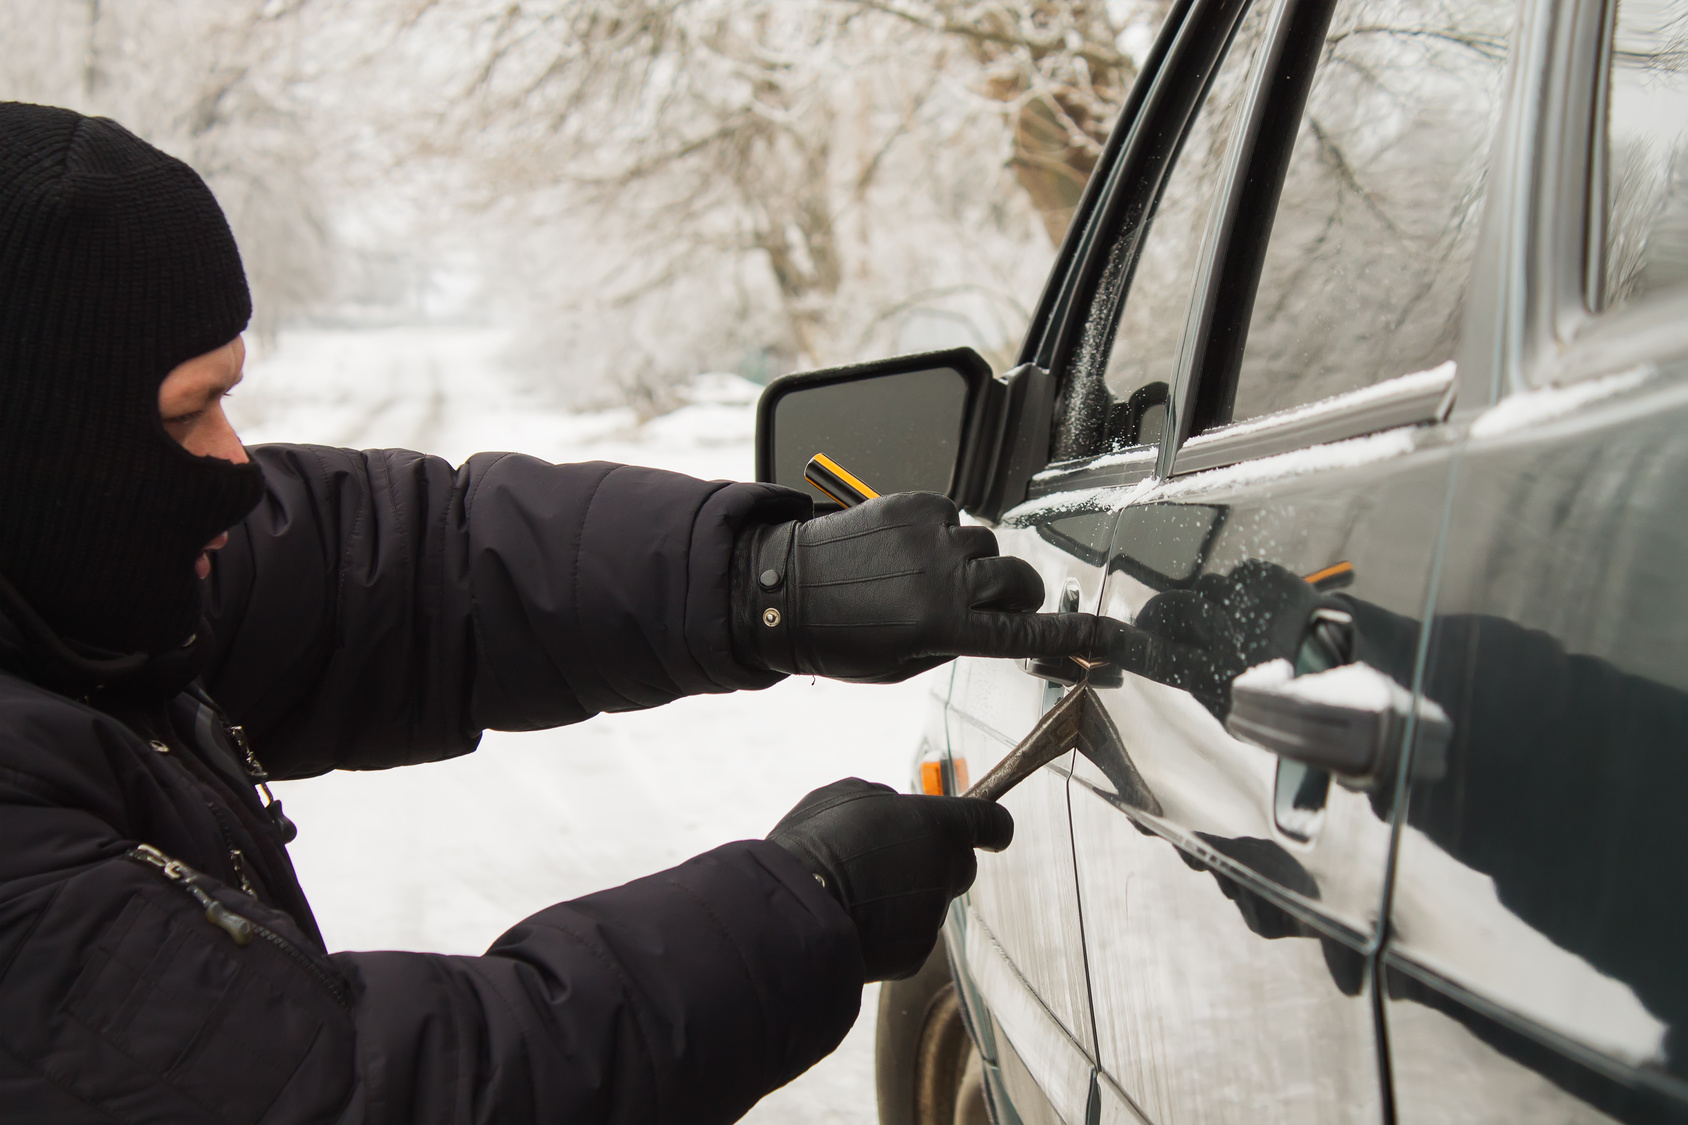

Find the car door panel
[[961, 901, 1097, 1125], [1382, 971, 1652, 1125], [1072, 420, 1459, 1123], [1096, 1071, 1154, 1125], [944, 510, 1120, 1100], [937, 0, 1520, 1113], [948, 718, 1090, 1051], [1384, 350, 1688, 1122], [1070, 782, 1379, 1123]]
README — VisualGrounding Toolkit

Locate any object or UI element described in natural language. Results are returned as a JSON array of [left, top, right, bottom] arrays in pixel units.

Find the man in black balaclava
[[0, 103, 1104, 1124], [0, 106, 260, 690]]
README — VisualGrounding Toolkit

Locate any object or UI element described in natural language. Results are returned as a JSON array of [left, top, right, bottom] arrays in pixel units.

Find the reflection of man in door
[[1108, 554, 1686, 1079]]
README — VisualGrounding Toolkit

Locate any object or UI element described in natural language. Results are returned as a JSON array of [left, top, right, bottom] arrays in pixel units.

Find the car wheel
[[875, 935, 989, 1125]]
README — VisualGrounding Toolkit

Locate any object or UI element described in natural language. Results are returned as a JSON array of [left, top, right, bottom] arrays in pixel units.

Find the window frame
[[1582, 0, 1620, 316], [1530, 0, 1612, 372], [1030, 0, 1534, 499], [1036, 0, 1275, 469], [1013, 0, 1199, 378], [1548, 0, 1688, 381], [1498, 0, 1688, 393]]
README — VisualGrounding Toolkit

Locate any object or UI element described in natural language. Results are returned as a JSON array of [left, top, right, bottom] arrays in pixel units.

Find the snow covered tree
[[1, 0, 1163, 404], [0, 0, 333, 343]]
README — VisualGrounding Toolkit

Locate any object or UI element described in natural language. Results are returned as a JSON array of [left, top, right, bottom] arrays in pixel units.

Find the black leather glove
[[767, 777, 1013, 981], [732, 491, 1106, 683]]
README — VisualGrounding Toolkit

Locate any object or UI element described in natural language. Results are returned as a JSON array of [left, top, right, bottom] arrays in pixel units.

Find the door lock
[[1026, 579, 1085, 685]]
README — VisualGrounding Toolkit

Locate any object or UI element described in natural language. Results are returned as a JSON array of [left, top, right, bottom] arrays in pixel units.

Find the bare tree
[[373, 0, 1151, 400], [0, 0, 333, 343], [840, 1, 1158, 242], [3, 0, 1159, 405]]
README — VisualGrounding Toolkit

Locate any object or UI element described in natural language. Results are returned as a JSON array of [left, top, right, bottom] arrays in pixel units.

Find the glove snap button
[[758, 568, 782, 590], [762, 608, 782, 627]]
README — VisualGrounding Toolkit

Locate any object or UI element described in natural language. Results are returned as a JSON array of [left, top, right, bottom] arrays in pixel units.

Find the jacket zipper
[[150, 725, 263, 899], [204, 800, 259, 898], [126, 844, 352, 1010], [224, 722, 298, 842]]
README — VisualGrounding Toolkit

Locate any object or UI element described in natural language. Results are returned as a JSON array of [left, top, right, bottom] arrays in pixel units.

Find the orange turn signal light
[[920, 760, 945, 795], [919, 759, 971, 795]]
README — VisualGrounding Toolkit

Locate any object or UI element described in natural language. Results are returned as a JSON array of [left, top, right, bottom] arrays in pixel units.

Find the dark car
[[757, 0, 1688, 1121]]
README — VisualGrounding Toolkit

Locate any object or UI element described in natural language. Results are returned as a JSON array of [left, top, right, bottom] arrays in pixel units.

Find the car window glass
[[1223, 0, 1513, 425], [1054, 0, 1275, 461], [1602, 0, 1688, 311]]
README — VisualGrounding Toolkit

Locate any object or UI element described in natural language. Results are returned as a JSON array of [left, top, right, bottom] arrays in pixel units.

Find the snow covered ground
[[231, 327, 943, 1124]]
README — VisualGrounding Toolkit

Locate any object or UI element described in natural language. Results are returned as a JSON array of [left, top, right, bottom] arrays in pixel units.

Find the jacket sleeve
[[0, 719, 863, 1123], [337, 840, 864, 1124], [204, 444, 810, 779]]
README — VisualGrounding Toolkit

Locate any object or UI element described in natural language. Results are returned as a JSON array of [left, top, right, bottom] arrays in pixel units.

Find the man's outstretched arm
[[0, 725, 862, 1124], [206, 445, 806, 775], [207, 445, 1103, 778]]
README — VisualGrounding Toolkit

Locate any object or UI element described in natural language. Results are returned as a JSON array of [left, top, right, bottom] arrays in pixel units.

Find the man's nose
[[201, 407, 249, 465]]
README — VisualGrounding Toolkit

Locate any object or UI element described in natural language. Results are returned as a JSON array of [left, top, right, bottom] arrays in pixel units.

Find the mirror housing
[[754, 347, 1055, 522]]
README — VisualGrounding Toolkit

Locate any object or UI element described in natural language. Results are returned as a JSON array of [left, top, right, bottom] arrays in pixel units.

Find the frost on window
[[1054, 0, 1274, 462], [1226, 0, 1513, 425], [1603, 0, 1688, 312], [1097, 3, 1271, 419]]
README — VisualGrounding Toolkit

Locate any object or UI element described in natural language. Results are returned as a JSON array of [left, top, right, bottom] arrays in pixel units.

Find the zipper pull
[[228, 846, 258, 898], [130, 842, 184, 880], [226, 724, 267, 781], [201, 898, 255, 945], [226, 724, 299, 843], [126, 845, 254, 946]]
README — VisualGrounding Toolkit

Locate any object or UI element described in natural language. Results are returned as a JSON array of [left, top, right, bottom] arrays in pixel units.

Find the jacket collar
[[0, 579, 209, 702]]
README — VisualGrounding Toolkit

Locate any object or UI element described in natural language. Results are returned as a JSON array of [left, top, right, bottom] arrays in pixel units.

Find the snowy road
[[231, 328, 940, 1124]]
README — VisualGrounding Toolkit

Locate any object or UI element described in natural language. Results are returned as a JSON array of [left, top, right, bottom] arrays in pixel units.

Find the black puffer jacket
[[0, 445, 860, 1124]]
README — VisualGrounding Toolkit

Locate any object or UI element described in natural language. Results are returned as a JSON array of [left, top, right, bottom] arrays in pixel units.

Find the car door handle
[[1024, 577, 1124, 686], [1226, 659, 1450, 782]]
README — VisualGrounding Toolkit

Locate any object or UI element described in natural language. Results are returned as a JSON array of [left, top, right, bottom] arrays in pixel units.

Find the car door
[[938, 3, 1280, 1121], [943, 508, 1116, 1125], [1029, 0, 1518, 1120], [1382, 0, 1688, 1118]]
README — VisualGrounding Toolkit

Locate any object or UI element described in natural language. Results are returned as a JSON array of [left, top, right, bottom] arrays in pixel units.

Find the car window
[[1053, 0, 1275, 461], [1601, 0, 1688, 312], [1221, 0, 1514, 426]]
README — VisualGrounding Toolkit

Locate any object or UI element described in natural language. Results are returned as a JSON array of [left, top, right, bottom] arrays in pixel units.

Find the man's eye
[[165, 409, 205, 427]]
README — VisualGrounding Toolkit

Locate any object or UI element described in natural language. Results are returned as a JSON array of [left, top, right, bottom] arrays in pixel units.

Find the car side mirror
[[754, 347, 1055, 521]]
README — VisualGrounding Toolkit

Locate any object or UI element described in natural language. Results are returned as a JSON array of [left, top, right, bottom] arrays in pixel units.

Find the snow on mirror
[[766, 366, 970, 505]]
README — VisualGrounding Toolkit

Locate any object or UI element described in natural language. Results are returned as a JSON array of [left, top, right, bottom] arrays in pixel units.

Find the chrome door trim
[[1170, 362, 1458, 476], [1550, 291, 1688, 388], [1025, 448, 1159, 500]]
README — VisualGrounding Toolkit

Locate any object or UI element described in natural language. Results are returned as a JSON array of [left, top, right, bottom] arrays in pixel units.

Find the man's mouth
[[195, 531, 230, 579]]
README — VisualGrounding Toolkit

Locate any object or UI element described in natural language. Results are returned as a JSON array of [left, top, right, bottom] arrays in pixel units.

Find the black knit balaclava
[[0, 103, 263, 660]]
